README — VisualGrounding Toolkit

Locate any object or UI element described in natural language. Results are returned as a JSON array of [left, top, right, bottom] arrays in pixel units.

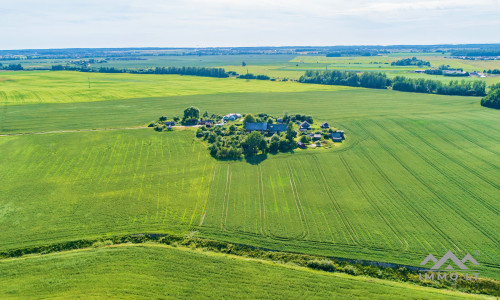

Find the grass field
[[0, 71, 352, 105], [0, 244, 488, 299], [1, 73, 498, 283]]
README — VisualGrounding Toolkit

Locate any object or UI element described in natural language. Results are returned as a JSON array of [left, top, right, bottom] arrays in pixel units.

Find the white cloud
[[0, 0, 499, 48]]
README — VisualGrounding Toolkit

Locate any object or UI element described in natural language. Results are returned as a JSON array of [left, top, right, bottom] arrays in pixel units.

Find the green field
[[0, 71, 351, 105], [1, 72, 499, 282], [0, 245, 487, 299]]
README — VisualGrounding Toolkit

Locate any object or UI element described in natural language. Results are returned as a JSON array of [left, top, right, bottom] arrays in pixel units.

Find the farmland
[[0, 245, 487, 299], [0, 71, 499, 288]]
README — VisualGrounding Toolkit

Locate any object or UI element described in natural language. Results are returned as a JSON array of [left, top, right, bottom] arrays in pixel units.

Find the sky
[[1, 0, 499, 49]]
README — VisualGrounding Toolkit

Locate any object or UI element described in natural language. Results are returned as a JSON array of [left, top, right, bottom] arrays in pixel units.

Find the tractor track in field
[[311, 155, 360, 245], [392, 118, 500, 191], [438, 118, 500, 157], [0, 126, 149, 137], [257, 165, 270, 237], [199, 165, 218, 227], [354, 124, 460, 252], [373, 120, 499, 245], [378, 119, 499, 215], [286, 163, 310, 239], [410, 118, 500, 170], [339, 154, 407, 250], [361, 121, 470, 251]]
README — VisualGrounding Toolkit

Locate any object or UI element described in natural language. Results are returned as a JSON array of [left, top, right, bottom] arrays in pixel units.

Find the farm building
[[267, 124, 287, 134], [223, 113, 242, 121], [300, 121, 311, 131], [164, 121, 175, 126], [332, 130, 345, 142], [246, 122, 288, 133], [246, 122, 268, 132], [320, 122, 329, 128]]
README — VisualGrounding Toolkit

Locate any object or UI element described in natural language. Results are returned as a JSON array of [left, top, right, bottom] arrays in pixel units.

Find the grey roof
[[321, 122, 329, 127], [268, 124, 287, 132], [332, 132, 343, 138], [300, 121, 311, 128], [246, 122, 268, 131]]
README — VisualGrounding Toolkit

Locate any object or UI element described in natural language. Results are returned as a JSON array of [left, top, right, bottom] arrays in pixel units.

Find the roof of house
[[313, 134, 322, 138], [321, 122, 329, 127], [300, 121, 311, 128], [332, 132, 343, 138], [267, 124, 287, 132], [246, 122, 268, 131], [165, 121, 175, 125]]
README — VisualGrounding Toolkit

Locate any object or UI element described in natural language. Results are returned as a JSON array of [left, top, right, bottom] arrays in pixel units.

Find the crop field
[[0, 71, 351, 105], [0, 245, 485, 299], [0, 73, 499, 282]]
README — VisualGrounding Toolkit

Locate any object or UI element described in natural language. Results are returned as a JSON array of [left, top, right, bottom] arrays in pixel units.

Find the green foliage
[[480, 88, 500, 109], [242, 131, 266, 156], [300, 70, 389, 89], [183, 106, 200, 121], [243, 113, 257, 125], [391, 57, 430, 67]]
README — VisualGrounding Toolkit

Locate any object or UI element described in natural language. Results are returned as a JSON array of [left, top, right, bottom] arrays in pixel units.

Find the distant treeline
[[326, 50, 387, 57], [300, 70, 391, 89], [485, 69, 500, 74], [392, 76, 485, 96], [391, 57, 430, 67], [237, 73, 270, 80], [451, 50, 500, 57], [51, 65, 229, 78], [299, 70, 486, 96], [1, 63, 24, 70]]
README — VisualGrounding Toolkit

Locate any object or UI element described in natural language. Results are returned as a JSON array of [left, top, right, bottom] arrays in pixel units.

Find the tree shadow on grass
[[244, 153, 268, 165]]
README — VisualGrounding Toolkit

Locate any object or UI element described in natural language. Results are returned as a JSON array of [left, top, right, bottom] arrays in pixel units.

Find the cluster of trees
[[132, 66, 228, 78], [284, 113, 313, 124], [481, 83, 500, 109], [392, 76, 486, 96], [237, 73, 270, 80], [2, 63, 23, 70], [50, 65, 229, 78], [299, 70, 390, 89], [484, 69, 500, 74], [391, 57, 430, 67], [300, 70, 486, 96], [198, 115, 299, 160]]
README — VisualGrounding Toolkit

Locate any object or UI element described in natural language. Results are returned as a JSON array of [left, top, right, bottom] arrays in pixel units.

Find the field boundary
[[0, 232, 497, 297]]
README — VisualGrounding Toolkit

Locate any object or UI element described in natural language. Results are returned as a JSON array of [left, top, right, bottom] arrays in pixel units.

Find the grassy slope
[[0, 71, 351, 105], [0, 75, 498, 280], [0, 245, 490, 299]]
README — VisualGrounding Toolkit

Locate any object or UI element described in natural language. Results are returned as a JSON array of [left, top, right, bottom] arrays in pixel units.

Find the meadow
[[0, 245, 487, 299], [0, 71, 350, 105], [0, 72, 499, 283]]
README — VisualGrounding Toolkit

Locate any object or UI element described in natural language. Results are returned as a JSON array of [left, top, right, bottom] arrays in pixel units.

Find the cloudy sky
[[1, 0, 499, 49]]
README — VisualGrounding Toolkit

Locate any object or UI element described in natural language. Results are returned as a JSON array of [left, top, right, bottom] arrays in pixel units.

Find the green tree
[[285, 124, 296, 141], [243, 114, 257, 126], [481, 88, 500, 109], [269, 140, 279, 153], [242, 131, 265, 156], [183, 106, 200, 120]]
